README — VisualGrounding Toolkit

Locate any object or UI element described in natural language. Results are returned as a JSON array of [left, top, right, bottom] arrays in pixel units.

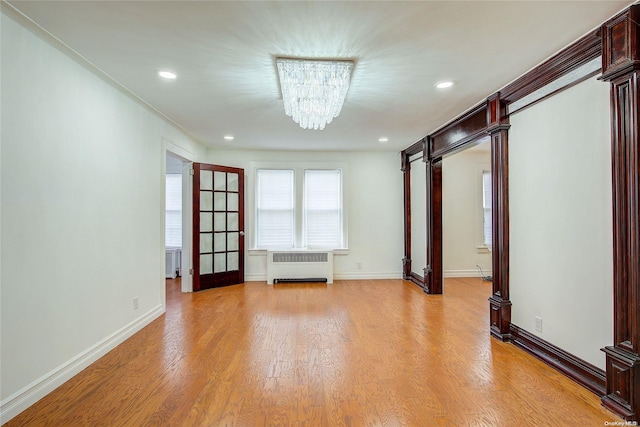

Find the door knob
[[239, 231, 245, 236]]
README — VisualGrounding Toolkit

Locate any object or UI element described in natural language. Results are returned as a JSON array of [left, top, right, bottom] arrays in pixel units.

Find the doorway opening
[[165, 151, 193, 295], [438, 138, 493, 305], [442, 138, 492, 283]]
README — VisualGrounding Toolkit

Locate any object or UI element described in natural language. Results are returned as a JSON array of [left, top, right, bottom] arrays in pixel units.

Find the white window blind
[[304, 170, 342, 248], [165, 174, 182, 247], [482, 170, 492, 247], [256, 169, 295, 248]]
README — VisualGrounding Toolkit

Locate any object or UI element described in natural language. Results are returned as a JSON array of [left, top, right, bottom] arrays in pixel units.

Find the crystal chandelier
[[276, 58, 353, 130]]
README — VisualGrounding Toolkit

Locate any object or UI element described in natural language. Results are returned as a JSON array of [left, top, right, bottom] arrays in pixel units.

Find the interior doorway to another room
[[409, 151, 427, 284], [165, 152, 192, 294], [442, 139, 492, 284]]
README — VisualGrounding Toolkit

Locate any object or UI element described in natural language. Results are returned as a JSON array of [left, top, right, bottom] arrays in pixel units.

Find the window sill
[[249, 248, 349, 256], [476, 245, 491, 254]]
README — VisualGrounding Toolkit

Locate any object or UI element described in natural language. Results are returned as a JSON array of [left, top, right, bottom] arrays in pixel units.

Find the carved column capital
[[486, 93, 510, 132], [600, 5, 640, 82]]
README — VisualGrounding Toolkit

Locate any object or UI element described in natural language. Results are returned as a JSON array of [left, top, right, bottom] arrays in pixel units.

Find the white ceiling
[[7, 1, 631, 152]]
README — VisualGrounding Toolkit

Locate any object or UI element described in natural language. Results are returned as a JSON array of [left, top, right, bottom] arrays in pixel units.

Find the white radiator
[[165, 247, 181, 279], [266, 250, 333, 285]]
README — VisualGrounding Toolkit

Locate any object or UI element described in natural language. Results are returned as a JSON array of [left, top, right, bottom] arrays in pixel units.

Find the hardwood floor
[[5, 278, 621, 426]]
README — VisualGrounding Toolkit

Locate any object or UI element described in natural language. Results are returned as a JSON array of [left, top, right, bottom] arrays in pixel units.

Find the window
[[254, 167, 345, 249], [304, 170, 342, 248], [482, 170, 492, 247], [165, 174, 182, 247], [256, 169, 295, 248]]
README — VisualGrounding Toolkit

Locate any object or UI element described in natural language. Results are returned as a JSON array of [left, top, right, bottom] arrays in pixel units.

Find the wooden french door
[[192, 163, 244, 291]]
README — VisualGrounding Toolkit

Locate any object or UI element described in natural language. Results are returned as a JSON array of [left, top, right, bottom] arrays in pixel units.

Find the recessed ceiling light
[[436, 81, 454, 89], [378, 137, 389, 143], [224, 135, 234, 141], [158, 71, 177, 79]]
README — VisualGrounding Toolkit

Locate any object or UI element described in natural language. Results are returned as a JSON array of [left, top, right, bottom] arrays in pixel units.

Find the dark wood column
[[424, 157, 443, 294], [401, 152, 412, 280], [600, 5, 640, 421], [486, 94, 512, 340]]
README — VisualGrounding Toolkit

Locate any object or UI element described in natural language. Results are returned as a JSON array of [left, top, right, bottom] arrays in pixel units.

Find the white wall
[[205, 149, 404, 280], [166, 154, 185, 174], [1, 9, 204, 420], [442, 147, 492, 277], [509, 76, 613, 369]]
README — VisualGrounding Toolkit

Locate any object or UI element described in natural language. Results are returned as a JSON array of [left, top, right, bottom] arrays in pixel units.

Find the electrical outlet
[[535, 316, 543, 332], [356, 262, 362, 270], [133, 297, 139, 310]]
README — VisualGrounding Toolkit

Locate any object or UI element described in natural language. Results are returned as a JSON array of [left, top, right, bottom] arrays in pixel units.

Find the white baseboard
[[444, 269, 492, 278], [333, 271, 402, 280], [244, 271, 403, 282], [0, 305, 165, 424]]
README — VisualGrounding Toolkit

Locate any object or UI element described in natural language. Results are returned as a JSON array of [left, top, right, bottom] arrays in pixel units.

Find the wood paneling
[[610, 76, 638, 353], [424, 159, 443, 294], [4, 278, 622, 426], [600, 5, 640, 421], [430, 105, 487, 158], [488, 120, 511, 341], [401, 149, 412, 281]]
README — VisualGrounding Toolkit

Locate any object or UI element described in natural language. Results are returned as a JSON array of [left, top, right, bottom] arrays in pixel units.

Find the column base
[[601, 345, 640, 421], [489, 294, 512, 341], [402, 257, 410, 280]]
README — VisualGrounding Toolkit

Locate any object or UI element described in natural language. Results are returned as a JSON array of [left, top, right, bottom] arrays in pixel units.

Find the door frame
[[163, 139, 196, 294]]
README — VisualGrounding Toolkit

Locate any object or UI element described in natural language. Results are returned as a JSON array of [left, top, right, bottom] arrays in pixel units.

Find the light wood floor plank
[[4, 278, 621, 426]]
